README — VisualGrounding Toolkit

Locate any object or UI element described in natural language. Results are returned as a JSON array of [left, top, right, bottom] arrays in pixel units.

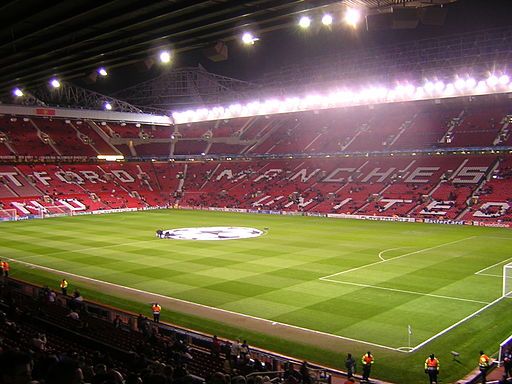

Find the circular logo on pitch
[[160, 226, 263, 241]]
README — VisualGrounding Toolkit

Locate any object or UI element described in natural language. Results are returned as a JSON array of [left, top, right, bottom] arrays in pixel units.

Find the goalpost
[[38, 205, 74, 218], [503, 263, 512, 298]]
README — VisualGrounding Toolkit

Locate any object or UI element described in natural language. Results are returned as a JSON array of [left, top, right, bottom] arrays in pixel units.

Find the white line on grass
[[409, 296, 505, 353], [475, 256, 512, 276], [319, 278, 490, 304], [321, 236, 476, 280], [7, 257, 405, 353], [377, 248, 403, 261]]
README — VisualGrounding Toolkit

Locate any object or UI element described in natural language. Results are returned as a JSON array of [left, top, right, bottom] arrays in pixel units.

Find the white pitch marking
[[319, 278, 490, 305], [378, 247, 403, 261], [477, 273, 502, 278], [409, 296, 504, 353], [7, 257, 405, 353], [475, 256, 512, 276], [321, 236, 476, 280]]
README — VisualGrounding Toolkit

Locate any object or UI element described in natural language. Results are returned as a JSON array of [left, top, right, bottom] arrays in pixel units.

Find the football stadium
[[0, 1, 512, 384]]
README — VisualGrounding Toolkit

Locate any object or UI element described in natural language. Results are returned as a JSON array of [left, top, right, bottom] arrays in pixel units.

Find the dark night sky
[[87, 0, 512, 95]]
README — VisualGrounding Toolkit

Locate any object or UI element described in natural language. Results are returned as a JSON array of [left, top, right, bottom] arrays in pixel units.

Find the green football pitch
[[1, 209, 512, 384]]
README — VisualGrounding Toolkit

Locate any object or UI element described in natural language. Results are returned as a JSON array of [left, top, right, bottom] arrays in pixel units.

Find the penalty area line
[[319, 278, 490, 305], [409, 296, 504, 353], [8, 257, 405, 353], [321, 236, 477, 280], [475, 256, 512, 276]]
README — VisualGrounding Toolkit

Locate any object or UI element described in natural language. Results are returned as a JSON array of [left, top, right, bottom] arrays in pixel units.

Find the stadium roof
[[0, 0, 509, 108]]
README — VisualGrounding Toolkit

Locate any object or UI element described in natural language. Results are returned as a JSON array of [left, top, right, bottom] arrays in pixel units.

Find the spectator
[[46, 359, 84, 384], [344, 353, 356, 378], [211, 335, 221, 358], [113, 315, 122, 329], [504, 348, 512, 379], [230, 339, 241, 363], [0, 350, 34, 384], [240, 340, 250, 361], [31, 333, 47, 352], [67, 310, 80, 320], [300, 361, 311, 384]]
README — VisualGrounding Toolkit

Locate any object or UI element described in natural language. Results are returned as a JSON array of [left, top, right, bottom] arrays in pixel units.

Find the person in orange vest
[[479, 350, 491, 384], [60, 279, 68, 295], [0, 259, 4, 277], [2, 260, 9, 277], [424, 354, 440, 384], [361, 351, 374, 382], [152, 303, 161, 322]]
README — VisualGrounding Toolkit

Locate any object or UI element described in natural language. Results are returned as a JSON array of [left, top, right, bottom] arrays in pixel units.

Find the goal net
[[0, 208, 17, 221], [38, 205, 74, 218], [503, 263, 512, 298]]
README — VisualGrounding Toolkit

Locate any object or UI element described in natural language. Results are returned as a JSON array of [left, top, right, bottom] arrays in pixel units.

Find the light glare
[[299, 16, 311, 28], [50, 79, 60, 88], [344, 8, 361, 27], [98, 67, 108, 76], [322, 14, 333, 25], [499, 75, 510, 85], [159, 50, 171, 63], [13, 88, 23, 97]]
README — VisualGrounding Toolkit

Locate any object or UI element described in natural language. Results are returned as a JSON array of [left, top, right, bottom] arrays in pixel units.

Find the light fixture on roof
[[13, 88, 23, 97], [499, 74, 510, 85], [242, 32, 259, 45], [159, 50, 171, 64], [98, 67, 108, 77], [322, 14, 333, 26], [486, 74, 499, 87], [344, 8, 361, 28], [299, 15, 311, 28], [104, 102, 112, 110], [50, 78, 61, 88]]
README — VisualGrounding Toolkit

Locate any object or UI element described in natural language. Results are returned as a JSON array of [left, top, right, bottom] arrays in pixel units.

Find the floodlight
[[50, 78, 61, 88], [98, 67, 108, 76], [444, 83, 455, 96], [344, 8, 361, 27], [499, 74, 510, 85], [475, 80, 487, 93], [424, 81, 435, 93], [454, 78, 465, 89], [299, 15, 311, 28], [322, 14, 333, 25], [465, 77, 476, 89], [104, 102, 112, 110], [486, 75, 498, 87], [159, 50, 171, 63], [13, 88, 23, 97], [242, 32, 258, 45], [434, 80, 445, 92]]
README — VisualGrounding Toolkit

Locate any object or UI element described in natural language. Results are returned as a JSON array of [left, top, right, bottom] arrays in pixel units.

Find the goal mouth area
[[503, 263, 512, 298]]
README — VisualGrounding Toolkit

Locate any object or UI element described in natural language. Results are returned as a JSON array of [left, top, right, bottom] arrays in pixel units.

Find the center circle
[[159, 226, 263, 241]]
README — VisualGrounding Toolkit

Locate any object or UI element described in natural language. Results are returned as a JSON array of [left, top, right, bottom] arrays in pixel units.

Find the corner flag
[[408, 325, 412, 336]]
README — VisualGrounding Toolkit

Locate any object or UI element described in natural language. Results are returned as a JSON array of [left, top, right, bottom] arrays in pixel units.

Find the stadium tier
[[0, 98, 511, 224]]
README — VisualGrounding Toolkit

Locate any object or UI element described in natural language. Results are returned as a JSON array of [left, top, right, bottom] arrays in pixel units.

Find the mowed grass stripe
[[2, 210, 511, 351]]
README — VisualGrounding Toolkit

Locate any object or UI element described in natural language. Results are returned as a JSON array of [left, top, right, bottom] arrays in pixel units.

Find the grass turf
[[1, 209, 511, 383]]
